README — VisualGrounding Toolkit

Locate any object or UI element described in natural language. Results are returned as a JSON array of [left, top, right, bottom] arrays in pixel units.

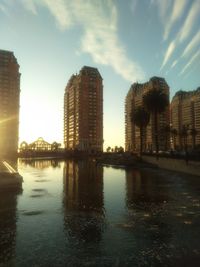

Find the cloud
[[169, 30, 200, 70], [178, 0, 200, 43], [182, 30, 200, 58], [20, 0, 37, 15], [151, 0, 172, 24], [130, 0, 139, 13], [0, 3, 7, 14], [171, 59, 178, 69], [0, 0, 12, 16], [160, 41, 176, 70], [163, 0, 187, 41], [42, 0, 73, 30], [161, 0, 200, 70], [179, 49, 200, 76], [20, 0, 144, 82]]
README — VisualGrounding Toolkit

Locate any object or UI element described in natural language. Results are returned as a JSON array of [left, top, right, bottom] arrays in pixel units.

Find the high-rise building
[[171, 88, 200, 149], [125, 77, 170, 152], [0, 50, 20, 156], [64, 66, 103, 152]]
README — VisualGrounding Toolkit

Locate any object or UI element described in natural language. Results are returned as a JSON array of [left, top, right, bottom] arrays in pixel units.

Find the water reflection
[[19, 159, 61, 169], [124, 168, 200, 266], [125, 169, 174, 265], [1, 159, 200, 266], [63, 160, 105, 243], [0, 188, 21, 265]]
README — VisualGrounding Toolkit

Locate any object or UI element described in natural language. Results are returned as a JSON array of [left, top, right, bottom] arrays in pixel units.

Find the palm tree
[[106, 146, 111, 153], [131, 106, 150, 155], [51, 142, 60, 151], [143, 88, 169, 158], [190, 128, 198, 150], [180, 125, 189, 151], [171, 128, 178, 150], [160, 124, 171, 151]]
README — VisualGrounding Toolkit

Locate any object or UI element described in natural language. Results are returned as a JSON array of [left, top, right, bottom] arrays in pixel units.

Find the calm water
[[0, 159, 200, 267]]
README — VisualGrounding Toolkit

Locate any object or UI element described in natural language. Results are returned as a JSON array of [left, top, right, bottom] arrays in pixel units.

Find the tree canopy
[[143, 88, 169, 114]]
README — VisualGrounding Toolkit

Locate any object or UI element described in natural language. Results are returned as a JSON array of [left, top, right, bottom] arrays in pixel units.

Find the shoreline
[[2, 152, 200, 177]]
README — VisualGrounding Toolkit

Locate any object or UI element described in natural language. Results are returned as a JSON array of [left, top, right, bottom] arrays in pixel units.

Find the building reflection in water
[[0, 159, 22, 265], [19, 159, 62, 169], [125, 168, 172, 251], [63, 160, 105, 244], [126, 168, 170, 208]]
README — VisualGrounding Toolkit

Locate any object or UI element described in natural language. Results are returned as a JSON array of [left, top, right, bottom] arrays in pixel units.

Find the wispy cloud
[[42, 0, 73, 30], [163, 0, 187, 41], [0, 3, 7, 14], [170, 30, 200, 70], [0, 0, 12, 16], [179, 49, 200, 76], [161, 0, 200, 70], [179, 0, 200, 43], [130, 0, 139, 13], [182, 30, 200, 58], [20, 0, 144, 82], [160, 41, 175, 70], [20, 0, 37, 15], [171, 59, 178, 69], [151, 0, 172, 24]]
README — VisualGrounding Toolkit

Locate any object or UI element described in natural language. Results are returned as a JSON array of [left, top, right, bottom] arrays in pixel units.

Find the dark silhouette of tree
[[143, 88, 169, 159], [118, 146, 124, 153], [180, 125, 190, 164], [114, 146, 119, 153], [51, 142, 60, 151], [180, 125, 189, 151], [131, 106, 150, 155], [106, 146, 111, 152], [160, 124, 171, 151], [190, 128, 198, 150], [171, 128, 178, 150]]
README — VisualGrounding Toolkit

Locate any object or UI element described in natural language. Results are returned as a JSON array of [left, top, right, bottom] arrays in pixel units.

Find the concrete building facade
[[0, 50, 20, 156], [125, 77, 170, 152], [64, 66, 103, 152], [171, 88, 200, 149]]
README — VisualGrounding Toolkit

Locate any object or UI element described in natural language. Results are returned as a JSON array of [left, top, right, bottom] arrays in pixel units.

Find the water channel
[[0, 159, 200, 266]]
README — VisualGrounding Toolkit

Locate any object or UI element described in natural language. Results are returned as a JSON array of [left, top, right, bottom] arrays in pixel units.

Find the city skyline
[[0, 0, 199, 149]]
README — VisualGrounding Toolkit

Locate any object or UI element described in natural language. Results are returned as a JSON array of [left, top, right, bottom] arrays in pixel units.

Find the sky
[[0, 0, 200, 149]]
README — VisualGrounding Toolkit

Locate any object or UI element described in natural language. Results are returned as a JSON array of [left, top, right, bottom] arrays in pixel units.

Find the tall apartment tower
[[171, 88, 200, 149], [125, 77, 170, 152], [64, 66, 103, 152], [0, 50, 20, 156]]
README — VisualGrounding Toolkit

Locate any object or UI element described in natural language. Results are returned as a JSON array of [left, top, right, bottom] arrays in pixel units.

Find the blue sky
[[0, 0, 200, 149]]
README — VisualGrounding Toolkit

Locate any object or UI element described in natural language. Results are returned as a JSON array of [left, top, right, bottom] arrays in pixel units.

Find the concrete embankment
[[142, 155, 200, 176], [96, 153, 157, 169]]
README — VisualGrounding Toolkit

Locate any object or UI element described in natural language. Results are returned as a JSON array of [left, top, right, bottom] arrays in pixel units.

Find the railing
[[2, 161, 18, 173]]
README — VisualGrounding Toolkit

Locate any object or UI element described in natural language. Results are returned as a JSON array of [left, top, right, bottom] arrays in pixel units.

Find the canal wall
[[142, 156, 200, 176]]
